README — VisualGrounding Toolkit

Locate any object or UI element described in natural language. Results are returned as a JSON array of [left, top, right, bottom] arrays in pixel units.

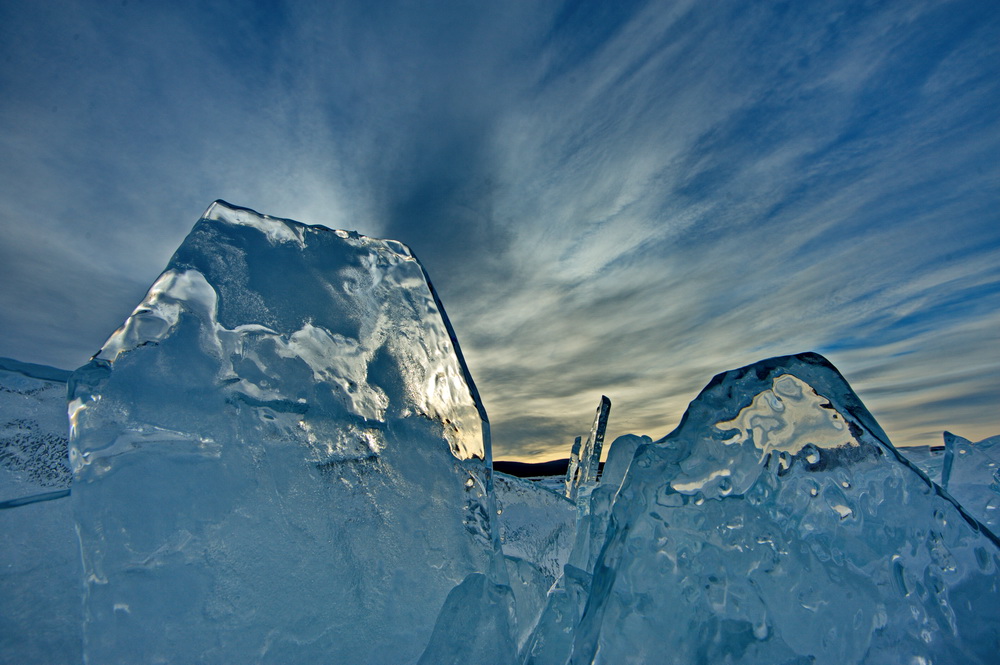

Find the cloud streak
[[1, 0, 998, 459]]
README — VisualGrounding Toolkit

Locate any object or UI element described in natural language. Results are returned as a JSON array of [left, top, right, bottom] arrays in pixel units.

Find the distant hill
[[494, 458, 569, 478], [0, 357, 71, 383]]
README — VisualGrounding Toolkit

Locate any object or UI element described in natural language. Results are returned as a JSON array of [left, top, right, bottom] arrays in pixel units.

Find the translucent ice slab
[[69, 201, 506, 664]]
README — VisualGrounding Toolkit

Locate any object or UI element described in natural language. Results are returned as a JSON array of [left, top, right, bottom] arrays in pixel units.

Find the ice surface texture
[[531, 353, 1000, 665], [494, 472, 577, 647], [0, 360, 80, 665], [69, 201, 505, 664], [417, 572, 518, 665], [898, 444, 945, 485], [496, 473, 576, 583], [0, 357, 71, 502]]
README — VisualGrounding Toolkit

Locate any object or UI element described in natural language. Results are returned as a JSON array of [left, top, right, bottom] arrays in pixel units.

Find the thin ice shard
[[564, 435, 582, 498], [521, 433, 642, 665], [943, 430, 960, 490], [583, 396, 611, 482], [69, 201, 506, 664], [567, 396, 610, 502]]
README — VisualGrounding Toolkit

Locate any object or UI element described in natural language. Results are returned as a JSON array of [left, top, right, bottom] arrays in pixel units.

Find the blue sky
[[1, 0, 998, 460]]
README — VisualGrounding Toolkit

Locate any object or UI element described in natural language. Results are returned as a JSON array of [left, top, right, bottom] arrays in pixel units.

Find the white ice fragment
[[98, 269, 219, 362], [203, 200, 306, 247], [831, 504, 853, 519], [672, 469, 732, 494], [715, 374, 857, 456]]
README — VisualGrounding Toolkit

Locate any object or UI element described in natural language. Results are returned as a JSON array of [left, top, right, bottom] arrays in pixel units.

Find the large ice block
[[68, 201, 506, 664], [0, 358, 80, 665], [566, 353, 1000, 665]]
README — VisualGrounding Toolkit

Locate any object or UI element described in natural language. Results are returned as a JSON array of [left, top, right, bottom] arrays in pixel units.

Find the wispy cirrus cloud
[[1, 0, 997, 458]]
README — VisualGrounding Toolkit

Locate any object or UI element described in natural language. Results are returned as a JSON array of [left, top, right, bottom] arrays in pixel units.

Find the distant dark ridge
[[0, 357, 71, 383], [0, 489, 71, 510], [494, 458, 570, 478]]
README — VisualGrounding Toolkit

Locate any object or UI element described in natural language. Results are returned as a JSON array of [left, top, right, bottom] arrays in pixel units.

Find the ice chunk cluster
[[520, 433, 647, 664], [68, 201, 506, 664], [5, 200, 1000, 664], [527, 353, 1000, 665], [0, 358, 80, 665]]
